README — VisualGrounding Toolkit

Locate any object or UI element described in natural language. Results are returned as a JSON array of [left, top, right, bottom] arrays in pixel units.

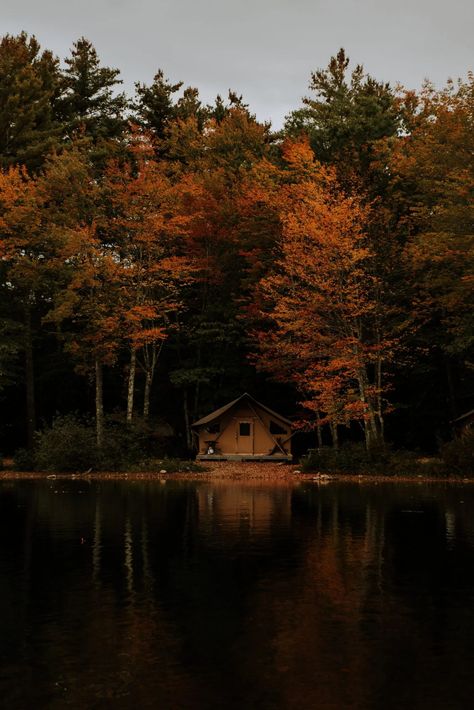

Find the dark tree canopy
[[285, 48, 401, 188], [0, 33, 61, 170], [0, 33, 471, 466], [132, 69, 184, 138], [57, 37, 128, 142]]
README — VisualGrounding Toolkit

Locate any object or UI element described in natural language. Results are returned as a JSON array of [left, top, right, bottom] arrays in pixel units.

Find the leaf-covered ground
[[1, 459, 470, 484]]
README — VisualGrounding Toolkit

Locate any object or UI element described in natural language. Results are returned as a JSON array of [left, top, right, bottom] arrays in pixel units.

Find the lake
[[1, 478, 474, 709]]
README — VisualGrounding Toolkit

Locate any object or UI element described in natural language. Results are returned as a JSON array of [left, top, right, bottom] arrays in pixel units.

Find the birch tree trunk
[[95, 359, 104, 449], [143, 370, 152, 419], [375, 322, 385, 439], [142, 342, 159, 420], [126, 348, 136, 423]]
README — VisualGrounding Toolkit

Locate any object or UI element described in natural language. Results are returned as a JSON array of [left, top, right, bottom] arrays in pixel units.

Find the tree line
[[0, 35, 472, 461]]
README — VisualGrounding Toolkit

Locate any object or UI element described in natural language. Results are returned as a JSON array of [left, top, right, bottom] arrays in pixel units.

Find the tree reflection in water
[[1, 479, 474, 709]]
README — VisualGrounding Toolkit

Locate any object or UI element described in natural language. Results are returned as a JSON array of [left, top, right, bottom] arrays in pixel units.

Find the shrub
[[34, 414, 99, 472], [301, 442, 382, 474], [98, 415, 163, 470], [33, 415, 156, 472], [440, 430, 474, 476], [300, 441, 445, 477], [13, 447, 37, 472], [26, 413, 195, 473]]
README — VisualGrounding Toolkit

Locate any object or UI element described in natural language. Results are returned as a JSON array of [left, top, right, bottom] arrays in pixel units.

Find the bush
[[300, 441, 445, 477], [440, 430, 474, 476], [34, 414, 99, 472], [97, 415, 167, 470], [32, 414, 159, 472], [301, 442, 384, 474], [13, 447, 36, 471], [20, 413, 201, 473]]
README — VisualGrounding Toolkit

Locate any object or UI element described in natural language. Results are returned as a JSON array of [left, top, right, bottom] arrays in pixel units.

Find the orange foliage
[[249, 139, 394, 445], [391, 80, 474, 356]]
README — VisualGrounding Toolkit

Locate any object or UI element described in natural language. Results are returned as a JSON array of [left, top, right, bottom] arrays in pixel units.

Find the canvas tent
[[193, 393, 293, 461]]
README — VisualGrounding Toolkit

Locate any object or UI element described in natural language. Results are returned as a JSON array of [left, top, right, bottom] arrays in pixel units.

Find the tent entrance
[[236, 420, 254, 454]]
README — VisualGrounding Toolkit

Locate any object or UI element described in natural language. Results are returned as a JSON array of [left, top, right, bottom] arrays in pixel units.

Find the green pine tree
[[0, 32, 61, 170], [132, 69, 183, 138], [57, 37, 127, 143], [285, 48, 401, 191]]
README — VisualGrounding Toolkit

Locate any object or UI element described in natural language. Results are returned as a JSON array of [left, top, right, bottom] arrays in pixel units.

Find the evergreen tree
[[132, 69, 183, 139], [285, 48, 401, 191], [132, 70, 210, 153], [0, 33, 61, 170], [57, 37, 127, 143]]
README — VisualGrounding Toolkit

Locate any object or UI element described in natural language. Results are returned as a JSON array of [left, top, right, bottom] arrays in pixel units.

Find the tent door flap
[[236, 420, 253, 454]]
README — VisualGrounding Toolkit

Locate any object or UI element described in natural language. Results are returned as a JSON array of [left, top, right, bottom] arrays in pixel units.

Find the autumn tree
[[36, 143, 117, 448], [251, 139, 396, 449], [390, 77, 474, 420], [286, 51, 408, 436], [103, 132, 195, 422], [0, 165, 55, 447], [48, 225, 125, 448], [163, 106, 275, 445]]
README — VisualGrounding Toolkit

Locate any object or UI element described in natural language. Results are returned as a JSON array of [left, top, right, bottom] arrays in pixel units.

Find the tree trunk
[[142, 342, 158, 420], [357, 366, 380, 451], [374, 324, 385, 439], [24, 306, 36, 450], [330, 421, 339, 450], [126, 348, 136, 424], [445, 356, 457, 420], [193, 381, 201, 422], [183, 389, 193, 450], [316, 411, 323, 449], [363, 414, 380, 452], [95, 359, 104, 449], [375, 355, 385, 440], [143, 369, 152, 420]]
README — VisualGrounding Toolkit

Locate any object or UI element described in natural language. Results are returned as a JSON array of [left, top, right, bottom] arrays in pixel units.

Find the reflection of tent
[[192, 393, 293, 461]]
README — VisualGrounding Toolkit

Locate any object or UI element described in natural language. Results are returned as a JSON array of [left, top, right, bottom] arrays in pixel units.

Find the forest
[[0, 33, 472, 471]]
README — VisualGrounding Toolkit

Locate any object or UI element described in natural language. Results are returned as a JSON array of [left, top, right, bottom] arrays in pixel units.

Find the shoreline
[[0, 460, 471, 485]]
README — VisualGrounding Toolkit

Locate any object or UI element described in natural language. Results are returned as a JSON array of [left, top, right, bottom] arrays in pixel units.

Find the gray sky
[[3, 0, 474, 128]]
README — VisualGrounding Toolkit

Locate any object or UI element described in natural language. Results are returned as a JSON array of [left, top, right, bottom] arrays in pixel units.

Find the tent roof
[[192, 393, 292, 428]]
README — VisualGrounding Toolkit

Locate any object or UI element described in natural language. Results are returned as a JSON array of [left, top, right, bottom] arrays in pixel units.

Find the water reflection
[[1, 480, 474, 709]]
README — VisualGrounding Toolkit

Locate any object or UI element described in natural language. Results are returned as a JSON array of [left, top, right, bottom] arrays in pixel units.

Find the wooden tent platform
[[197, 453, 292, 462]]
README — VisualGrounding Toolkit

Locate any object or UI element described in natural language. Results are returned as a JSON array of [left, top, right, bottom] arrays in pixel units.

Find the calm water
[[2, 479, 474, 709]]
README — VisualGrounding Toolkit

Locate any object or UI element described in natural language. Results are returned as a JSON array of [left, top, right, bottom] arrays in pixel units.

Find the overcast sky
[[3, 0, 474, 128]]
